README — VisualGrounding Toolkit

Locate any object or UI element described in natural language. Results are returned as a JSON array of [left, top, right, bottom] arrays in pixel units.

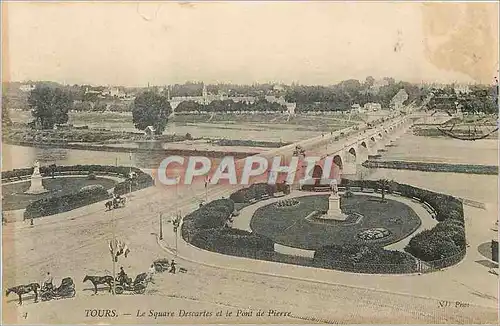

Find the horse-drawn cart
[[40, 277, 76, 301], [114, 273, 150, 294], [105, 197, 126, 210]]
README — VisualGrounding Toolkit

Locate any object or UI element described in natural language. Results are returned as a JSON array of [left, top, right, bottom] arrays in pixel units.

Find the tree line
[[427, 84, 497, 114], [284, 77, 427, 111], [175, 98, 287, 113]]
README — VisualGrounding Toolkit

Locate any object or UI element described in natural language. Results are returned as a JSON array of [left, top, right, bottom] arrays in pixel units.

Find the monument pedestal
[[319, 193, 348, 221], [25, 172, 48, 194]]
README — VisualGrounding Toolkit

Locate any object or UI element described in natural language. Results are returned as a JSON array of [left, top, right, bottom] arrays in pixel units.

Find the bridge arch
[[357, 141, 370, 162], [333, 155, 343, 170]]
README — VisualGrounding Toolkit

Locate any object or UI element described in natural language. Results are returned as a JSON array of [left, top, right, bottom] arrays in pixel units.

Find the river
[[2, 127, 498, 208]]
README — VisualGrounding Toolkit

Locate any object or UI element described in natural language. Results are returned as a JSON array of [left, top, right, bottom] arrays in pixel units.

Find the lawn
[[250, 194, 421, 250], [2, 177, 117, 211]]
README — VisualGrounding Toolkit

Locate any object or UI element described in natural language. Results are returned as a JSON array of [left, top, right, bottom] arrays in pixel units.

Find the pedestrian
[[169, 260, 176, 274], [43, 272, 53, 291], [147, 264, 156, 282]]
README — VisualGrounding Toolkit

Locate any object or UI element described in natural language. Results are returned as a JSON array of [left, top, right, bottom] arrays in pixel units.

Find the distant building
[[101, 87, 126, 98], [273, 84, 285, 92], [144, 126, 156, 138], [351, 104, 363, 113], [390, 89, 409, 110], [363, 103, 382, 111], [85, 87, 101, 95], [19, 84, 36, 92], [454, 84, 471, 95]]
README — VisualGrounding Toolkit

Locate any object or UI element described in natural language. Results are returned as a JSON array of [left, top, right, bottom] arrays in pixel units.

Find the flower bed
[[357, 228, 391, 240], [275, 198, 299, 208]]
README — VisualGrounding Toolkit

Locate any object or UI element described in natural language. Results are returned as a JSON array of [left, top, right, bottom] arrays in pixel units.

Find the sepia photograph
[[1, 1, 499, 324]]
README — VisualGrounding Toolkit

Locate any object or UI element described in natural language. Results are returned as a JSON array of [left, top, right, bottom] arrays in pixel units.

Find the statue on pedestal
[[318, 178, 347, 221], [33, 160, 41, 176], [25, 160, 48, 194], [330, 179, 338, 196]]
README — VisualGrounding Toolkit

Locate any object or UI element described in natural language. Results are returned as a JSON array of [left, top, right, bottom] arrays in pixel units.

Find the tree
[[2, 95, 12, 125], [28, 86, 72, 129], [132, 91, 171, 135], [365, 76, 375, 88], [378, 179, 389, 201]]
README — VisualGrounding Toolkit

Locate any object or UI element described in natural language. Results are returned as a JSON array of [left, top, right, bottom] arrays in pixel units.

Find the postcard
[[2, 1, 498, 324]]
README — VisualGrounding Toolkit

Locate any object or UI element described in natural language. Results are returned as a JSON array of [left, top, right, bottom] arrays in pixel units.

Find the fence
[[416, 249, 467, 273], [460, 198, 486, 210]]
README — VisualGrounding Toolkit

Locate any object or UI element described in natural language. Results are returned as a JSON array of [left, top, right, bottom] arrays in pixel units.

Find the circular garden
[[2, 177, 117, 211], [250, 194, 421, 250]]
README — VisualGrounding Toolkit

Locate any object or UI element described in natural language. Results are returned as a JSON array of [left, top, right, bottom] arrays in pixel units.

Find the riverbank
[[4, 140, 259, 159], [2, 123, 192, 144], [363, 160, 498, 175]]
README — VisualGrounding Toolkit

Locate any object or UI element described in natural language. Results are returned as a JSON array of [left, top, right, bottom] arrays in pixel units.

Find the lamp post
[[159, 212, 163, 240], [172, 212, 181, 256]]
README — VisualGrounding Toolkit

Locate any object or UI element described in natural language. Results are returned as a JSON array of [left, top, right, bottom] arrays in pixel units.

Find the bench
[[273, 192, 285, 198], [362, 188, 375, 193], [350, 187, 361, 192], [261, 194, 271, 200], [249, 198, 258, 204]]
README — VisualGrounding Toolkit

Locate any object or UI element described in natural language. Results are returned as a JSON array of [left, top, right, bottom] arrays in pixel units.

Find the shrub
[[191, 228, 274, 257], [24, 186, 111, 219], [432, 220, 466, 249], [79, 184, 106, 193], [229, 183, 276, 203], [404, 229, 461, 262], [314, 244, 417, 274], [181, 199, 234, 241]]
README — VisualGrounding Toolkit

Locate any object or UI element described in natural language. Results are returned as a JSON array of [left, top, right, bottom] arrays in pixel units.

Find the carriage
[[153, 259, 170, 273], [114, 273, 150, 294], [40, 277, 76, 301], [105, 196, 126, 210]]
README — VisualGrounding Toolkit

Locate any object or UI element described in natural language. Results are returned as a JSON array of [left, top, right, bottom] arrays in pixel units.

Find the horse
[[5, 283, 40, 305], [83, 275, 114, 294], [105, 200, 113, 211]]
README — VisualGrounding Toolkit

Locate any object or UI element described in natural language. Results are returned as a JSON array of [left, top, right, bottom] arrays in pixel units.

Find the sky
[[3, 1, 499, 86]]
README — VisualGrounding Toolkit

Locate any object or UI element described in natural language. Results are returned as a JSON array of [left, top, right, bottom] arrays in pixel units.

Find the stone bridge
[[248, 111, 419, 181]]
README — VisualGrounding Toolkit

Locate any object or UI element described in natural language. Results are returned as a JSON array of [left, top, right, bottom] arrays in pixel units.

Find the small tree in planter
[[492, 240, 499, 262], [377, 179, 389, 202]]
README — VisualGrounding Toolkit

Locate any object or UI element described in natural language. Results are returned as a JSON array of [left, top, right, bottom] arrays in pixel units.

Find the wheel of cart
[[114, 285, 125, 294], [134, 284, 146, 294]]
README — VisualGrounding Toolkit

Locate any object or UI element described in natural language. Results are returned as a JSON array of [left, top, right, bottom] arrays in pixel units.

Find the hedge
[[314, 244, 417, 274], [338, 179, 466, 266], [180, 199, 275, 259], [24, 185, 111, 219], [229, 182, 290, 203], [181, 199, 234, 241], [190, 228, 274, 258]]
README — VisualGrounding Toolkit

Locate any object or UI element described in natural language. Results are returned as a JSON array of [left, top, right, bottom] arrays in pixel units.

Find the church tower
[[202, 83, 209, 105]]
